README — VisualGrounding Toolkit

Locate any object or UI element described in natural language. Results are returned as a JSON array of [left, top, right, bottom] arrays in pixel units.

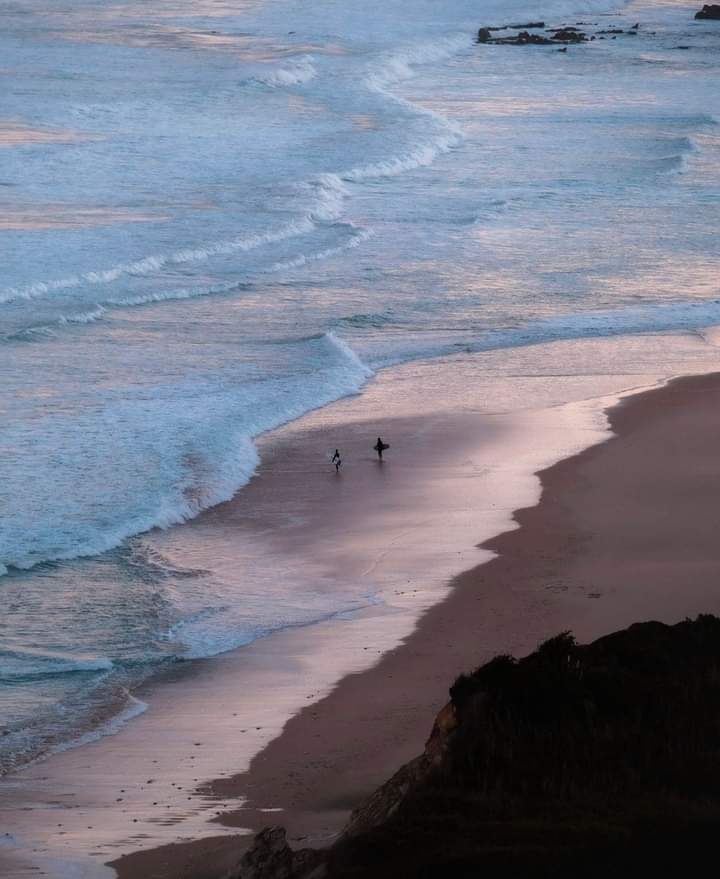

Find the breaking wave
[[0, 175, 347, 306], [0, 332, 374, 576], [250, 55, 318, 87]]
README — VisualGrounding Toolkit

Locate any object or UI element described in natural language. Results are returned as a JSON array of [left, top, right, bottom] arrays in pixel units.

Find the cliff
[[234, 615, 720, 878]]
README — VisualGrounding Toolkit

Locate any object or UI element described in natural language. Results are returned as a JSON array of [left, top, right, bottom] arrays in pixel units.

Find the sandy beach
[[111, 367, 720, 878], [3, 333, 720, 879]]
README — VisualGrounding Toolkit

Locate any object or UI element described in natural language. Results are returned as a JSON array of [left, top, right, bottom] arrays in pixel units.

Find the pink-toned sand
[[110, 371, 720, 878]]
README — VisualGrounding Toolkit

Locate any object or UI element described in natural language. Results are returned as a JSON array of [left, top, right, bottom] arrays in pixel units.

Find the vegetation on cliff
[[243, 615, 720, 878]]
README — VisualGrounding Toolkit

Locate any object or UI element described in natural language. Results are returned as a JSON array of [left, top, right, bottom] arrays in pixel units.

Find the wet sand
[[113, 369, 720, 879]]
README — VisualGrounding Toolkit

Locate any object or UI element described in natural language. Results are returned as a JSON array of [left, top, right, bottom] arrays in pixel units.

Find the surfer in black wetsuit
[[373, 437, 388, 460], [332, 449, 342, 472]]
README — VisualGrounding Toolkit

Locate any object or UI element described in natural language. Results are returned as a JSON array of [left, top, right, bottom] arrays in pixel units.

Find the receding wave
[[0, 432, 260, 575], [1, 692, 149, 775], [0, 648, 113, 681], [171, 593, 381, 661]]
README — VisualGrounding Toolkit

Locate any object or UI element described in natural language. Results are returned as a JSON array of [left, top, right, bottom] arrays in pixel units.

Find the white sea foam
[[58, 305, 106, 325], [0, 33, 469, 311], [0, 333, 374, 575], [172, 598, 380, 660], [324, 330, 375, 378], [252, 55, 318, 87], [2, 435, 262, 573], [107, 280, 240, 309], [344, 131, 461, 181], [348, 35, 466, 180], [267, 226, 374, 272], [0, 181, 344, 306], [364, 34, 470, 95]]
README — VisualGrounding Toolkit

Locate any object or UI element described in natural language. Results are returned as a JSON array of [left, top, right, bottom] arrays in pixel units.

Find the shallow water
[[1, 0, 719, 771]]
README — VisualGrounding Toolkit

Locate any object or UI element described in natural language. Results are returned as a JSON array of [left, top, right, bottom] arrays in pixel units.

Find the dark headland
[[233, 615, 720, 879]]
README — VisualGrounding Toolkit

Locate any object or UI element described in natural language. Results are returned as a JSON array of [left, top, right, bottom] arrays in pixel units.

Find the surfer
[[373, 437, 389, 460], [332, 449, 342, 472]]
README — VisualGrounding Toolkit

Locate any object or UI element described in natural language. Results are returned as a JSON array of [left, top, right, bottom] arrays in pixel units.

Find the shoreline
[[2, 332, 719, 878], [113, 367, 720, 879]]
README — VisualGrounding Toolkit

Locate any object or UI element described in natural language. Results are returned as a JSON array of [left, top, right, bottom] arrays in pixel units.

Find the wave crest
[[251, 55, 318, 87]]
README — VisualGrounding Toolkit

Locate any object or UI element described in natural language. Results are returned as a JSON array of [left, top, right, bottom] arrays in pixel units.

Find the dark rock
[[476, 21, 589, 47], [322, 616, 720, 879], [514, 30, 554, 44], [239, 616, 720, 879], [487, 21, 545, 31], [597, 28, 625, 34], [695, 4, 720, 19], [233, 827, 325, 879], [478, 29, 553, 45], [342, 755, 427, 839], [631, 22, 640, 29], [496, 31, 554, 45], [550, 27, 587, 42], [344, 701, 456, 839]]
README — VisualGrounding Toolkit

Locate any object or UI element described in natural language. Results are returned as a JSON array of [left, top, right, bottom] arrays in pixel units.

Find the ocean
[[1, 0, 719, 773]]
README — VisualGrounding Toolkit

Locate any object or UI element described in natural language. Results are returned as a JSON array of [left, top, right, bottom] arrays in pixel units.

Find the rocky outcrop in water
[[475, 19, 650, 47], [695, 5, 720, 19], [477, 26, 577, 45], [549, 27, 586, 42]]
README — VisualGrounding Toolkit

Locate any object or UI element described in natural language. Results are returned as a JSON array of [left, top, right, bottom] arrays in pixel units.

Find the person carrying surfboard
[[373, 437, 389, 460]]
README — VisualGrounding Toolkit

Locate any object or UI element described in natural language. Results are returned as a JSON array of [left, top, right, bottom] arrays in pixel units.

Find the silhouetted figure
[[332, 449, 342, 472], [373, 437, 389, 460]]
